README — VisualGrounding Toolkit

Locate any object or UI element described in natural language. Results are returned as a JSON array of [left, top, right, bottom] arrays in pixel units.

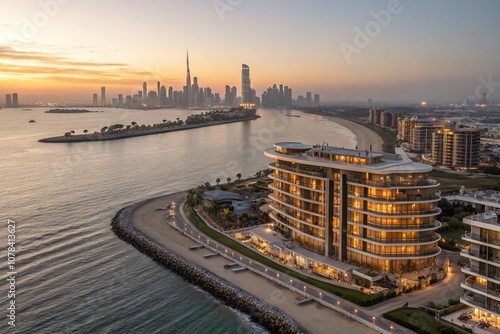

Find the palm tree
[[83, 129, 88, 135], [220, 208, 231, 230], [186, 188, 204, 207], [163, 119, 167, 124], [204, 182, 211, 189], [131, 121, 137, 127], [101, 126, 108, 134], [227, 177, 231, 184], [70, 130, 75, 136], [216, 178, 221, 186], [209, 199, 220, 217], [236, 173, 242, 182]]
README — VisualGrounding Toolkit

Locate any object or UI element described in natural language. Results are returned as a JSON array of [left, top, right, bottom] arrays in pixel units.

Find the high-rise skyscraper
[[186, 51, 191, 106], [241, 64, 251, 104], [101, 87, 106, 105], [157, 81, 160, 100], [143, 82, 147, 101], [314, 94, 320, 106], [160, 85, 167, 106], [118, 94, 124, 106], [12, 93, 18, 107], [93, 93, 98, 105], [5, 94, 12, 108]]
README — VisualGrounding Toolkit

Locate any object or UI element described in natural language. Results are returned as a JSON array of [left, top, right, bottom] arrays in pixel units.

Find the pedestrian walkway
[[173, 200, 412, 334]]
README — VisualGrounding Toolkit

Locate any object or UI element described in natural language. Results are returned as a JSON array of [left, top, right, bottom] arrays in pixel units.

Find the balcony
[[361, 233, 441, 245], [462, 231, 500, 248], [269, 184, 325, 204], [347, 178, 439, 188], [461, 293, 500, 314], [464, 276, 488, 294], [355, 219, 442, 231], [350, 246, 441, 258], [269, 212, 325, 240], [351, 206, 441, 217], [269, 194, 326, 216], [269, 173, 325, 191], [269, 162, 325, 178], [269, 204, 326, 228], [349, 193, 441, 203]]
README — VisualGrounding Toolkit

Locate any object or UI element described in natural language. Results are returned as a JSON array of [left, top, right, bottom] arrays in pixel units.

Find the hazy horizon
[[1, 0, 499, 104]]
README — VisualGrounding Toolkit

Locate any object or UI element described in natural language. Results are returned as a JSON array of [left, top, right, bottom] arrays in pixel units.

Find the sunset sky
[[1, 0, 499, 104]]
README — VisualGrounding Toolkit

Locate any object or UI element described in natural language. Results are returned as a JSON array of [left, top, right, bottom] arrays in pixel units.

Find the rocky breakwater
[[111, 202, 304, 334]]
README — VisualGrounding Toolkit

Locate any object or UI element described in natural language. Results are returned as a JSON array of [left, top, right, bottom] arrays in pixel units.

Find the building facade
[[461, 212, 500, 326], [264, 142, 442, 274], [410, 123, 444, 153], [241, 64, 252, 104], [432, 128, 481, 169]]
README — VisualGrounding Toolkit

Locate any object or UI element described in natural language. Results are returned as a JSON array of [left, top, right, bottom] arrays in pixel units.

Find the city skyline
[[0, 0, 499, 104]]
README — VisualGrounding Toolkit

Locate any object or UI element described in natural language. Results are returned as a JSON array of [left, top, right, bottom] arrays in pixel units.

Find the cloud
[[0, 45, 126, 67]]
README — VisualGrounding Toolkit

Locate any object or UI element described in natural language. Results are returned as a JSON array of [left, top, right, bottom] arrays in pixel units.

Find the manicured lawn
[[383, 308, 461, 334], [183, 204, 378, 306], [429, 170, 500, 194], [440, 228, 468, 246]]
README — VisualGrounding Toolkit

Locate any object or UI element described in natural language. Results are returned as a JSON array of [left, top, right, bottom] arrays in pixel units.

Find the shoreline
[[39, 116, 260, 143], [111, 195, 304, 334], [115, 192, 377, 334], [322, 116, 384, 152]]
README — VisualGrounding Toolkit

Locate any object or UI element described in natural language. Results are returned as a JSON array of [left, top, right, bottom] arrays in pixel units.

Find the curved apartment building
[[264, 142, 442, 274]]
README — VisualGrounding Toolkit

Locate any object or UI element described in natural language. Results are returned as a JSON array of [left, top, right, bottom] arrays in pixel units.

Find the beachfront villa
[[461, 211, 500, 326], [263, 142, 442, 278]]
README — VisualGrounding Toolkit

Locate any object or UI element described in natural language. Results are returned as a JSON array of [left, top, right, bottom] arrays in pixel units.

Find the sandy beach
[[131, 193, 377, 334], [325, 117, 383, 152]]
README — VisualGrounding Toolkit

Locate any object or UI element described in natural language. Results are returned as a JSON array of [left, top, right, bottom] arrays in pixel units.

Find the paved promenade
[[131, 192, 408, 333]]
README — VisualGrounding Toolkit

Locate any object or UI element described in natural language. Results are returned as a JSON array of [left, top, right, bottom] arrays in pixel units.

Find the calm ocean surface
[[0, 107, 356, 333]]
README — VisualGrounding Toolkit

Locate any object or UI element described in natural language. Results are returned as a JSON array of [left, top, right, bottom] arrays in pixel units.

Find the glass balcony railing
[[269, 194, 326, 215], [269, 173, 325, 191], [269, 184, 325, 203], [349, 192, 441, 203], [269, 205, 326, 228], [269, 212, 325, 239], [463, 232, 500, 247], [269, 162, 325, 178], [347, 178, 439, 188], [353, 206, 441, 216], [354, 220, 442, 231], [359, 247, 441, 258], [360, 233, 441, 244]]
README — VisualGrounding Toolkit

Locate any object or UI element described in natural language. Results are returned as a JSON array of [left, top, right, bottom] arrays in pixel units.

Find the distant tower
[[306, 92, 312, 106], [314, 94, 320, 106], [157, 81, 160, 98], [101, 87, 106, 105], [368, 98, 373, 105], [186, 50, 191, 106], [93, 93, 98, 105], [12, 93, 18, 108], [483, 92, 487, 104], [143, 82, 147, 101], [5, 94, 12, 108], [242, 64, 251, 104]]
